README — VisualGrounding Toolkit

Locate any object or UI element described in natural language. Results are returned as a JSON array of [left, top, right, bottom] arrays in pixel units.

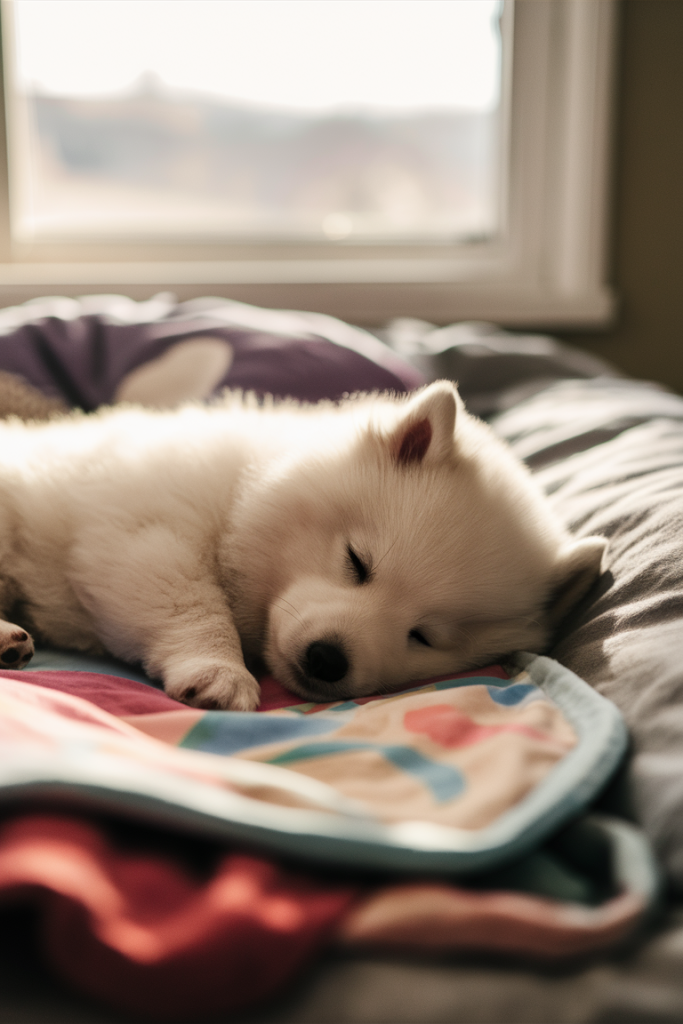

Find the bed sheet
[[0, 299, 682, 1020]]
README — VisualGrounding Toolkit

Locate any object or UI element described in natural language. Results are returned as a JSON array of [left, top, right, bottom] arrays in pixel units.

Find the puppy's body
[[0, 382, 605, 709]]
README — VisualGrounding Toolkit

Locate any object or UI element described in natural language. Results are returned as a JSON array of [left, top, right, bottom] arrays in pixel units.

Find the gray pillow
[[492, 377, 683, 888]]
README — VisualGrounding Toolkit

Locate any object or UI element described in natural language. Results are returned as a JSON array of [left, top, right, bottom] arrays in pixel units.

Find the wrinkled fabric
[[0, 668, 652, 1018], [491, 382, 683, 889], [0, 814, 357, 1021], [0, 294, 422, 409], [7, 664, 578, 831]]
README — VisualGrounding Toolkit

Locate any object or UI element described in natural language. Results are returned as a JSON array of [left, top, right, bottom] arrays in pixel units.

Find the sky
[[11, 0, 503, 114]]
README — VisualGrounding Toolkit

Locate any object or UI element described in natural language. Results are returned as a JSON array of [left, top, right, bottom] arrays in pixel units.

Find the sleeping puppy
[[0, 380, 605, 710]]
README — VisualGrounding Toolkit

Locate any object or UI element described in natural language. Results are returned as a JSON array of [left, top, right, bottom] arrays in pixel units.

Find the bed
[[0, 296, 683, 1023]]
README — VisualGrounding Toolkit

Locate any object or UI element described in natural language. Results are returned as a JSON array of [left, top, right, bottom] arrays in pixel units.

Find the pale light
[[12, 0, 501, 114], [322, 213, 354, 240]]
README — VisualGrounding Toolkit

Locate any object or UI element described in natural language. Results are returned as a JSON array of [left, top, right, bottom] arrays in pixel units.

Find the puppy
[[0, 380, 605, 710]]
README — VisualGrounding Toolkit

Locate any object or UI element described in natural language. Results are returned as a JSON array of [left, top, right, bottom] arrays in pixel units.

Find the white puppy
[[0, 381, 604, 710]]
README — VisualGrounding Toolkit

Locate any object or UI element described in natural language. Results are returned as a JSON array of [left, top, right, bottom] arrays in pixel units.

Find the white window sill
[[0, 259, 614, 328]]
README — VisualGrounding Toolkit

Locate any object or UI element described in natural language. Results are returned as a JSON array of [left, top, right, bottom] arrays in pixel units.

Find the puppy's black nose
[[304, 641, 349, 683]]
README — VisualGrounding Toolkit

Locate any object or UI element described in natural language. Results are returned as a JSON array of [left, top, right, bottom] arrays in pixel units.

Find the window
[[0, 0, 616, 328], [11, 0, 504, 245]]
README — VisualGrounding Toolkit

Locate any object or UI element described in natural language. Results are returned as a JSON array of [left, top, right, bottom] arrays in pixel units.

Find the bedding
[[0, 293, 422, 409], [0, 658, 631, 874], [0, 665, 653, 1020], [0, 296, 682, 1021], [494, 381, 683, 890]]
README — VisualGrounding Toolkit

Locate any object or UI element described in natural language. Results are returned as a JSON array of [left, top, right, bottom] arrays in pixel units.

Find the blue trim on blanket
[[487, 683, 537, 705]]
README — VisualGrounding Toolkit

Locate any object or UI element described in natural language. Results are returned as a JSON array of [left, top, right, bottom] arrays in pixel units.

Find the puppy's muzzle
[[303, 641, 349, 684]]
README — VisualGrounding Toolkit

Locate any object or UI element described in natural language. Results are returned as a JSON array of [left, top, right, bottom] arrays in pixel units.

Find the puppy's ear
[[387, 381, 459, 466], [547, 536, 606, 626]]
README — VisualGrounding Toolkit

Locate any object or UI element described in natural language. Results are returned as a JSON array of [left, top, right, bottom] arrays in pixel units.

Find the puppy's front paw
[[0, 621, 34, 668], [164, 659, 261, 711]]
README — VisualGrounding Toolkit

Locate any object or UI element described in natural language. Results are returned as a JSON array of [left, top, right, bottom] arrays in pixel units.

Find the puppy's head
[[231, 382, 605, 700]]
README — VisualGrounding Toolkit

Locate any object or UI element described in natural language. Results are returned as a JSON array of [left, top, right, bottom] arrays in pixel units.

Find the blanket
[[0, 662, 654, 1018]]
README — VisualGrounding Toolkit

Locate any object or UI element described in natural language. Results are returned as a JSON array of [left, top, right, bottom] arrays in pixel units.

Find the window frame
[[0, 0, 617, 328]]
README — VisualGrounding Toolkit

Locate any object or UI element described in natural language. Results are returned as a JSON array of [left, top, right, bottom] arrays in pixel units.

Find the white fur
[[0, 381, 605, 710]]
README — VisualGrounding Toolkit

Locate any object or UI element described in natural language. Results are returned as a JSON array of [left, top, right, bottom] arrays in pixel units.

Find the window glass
[[9, 0, 504, 243]]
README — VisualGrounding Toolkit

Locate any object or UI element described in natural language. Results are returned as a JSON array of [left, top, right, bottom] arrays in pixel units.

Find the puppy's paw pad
[[165, 660, 261, 711], [0, 625, 34, 668]]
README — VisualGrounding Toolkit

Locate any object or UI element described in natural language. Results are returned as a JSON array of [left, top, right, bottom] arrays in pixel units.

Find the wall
[[558, 0, 683, 391]]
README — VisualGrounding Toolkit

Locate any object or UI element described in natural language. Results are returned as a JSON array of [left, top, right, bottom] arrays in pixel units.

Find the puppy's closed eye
[[347, 546, 371, 585], [408, 628, 431, 647]]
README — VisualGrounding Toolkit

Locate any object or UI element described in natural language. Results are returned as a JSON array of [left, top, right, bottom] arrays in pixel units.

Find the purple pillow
[[0, 296, 423, 409]]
